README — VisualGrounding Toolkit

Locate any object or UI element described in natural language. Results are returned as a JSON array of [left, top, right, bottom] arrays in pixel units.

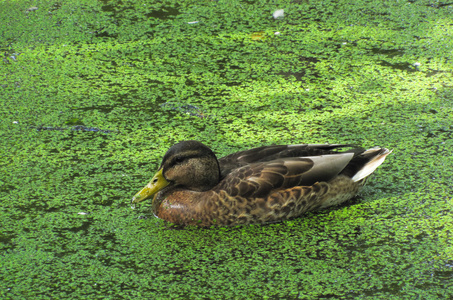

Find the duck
[[131, 141, 391, 226]]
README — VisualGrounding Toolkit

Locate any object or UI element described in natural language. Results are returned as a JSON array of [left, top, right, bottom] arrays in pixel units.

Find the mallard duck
[[131, 141, 391, 226]]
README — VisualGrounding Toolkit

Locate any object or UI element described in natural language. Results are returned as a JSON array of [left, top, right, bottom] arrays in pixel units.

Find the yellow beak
[[131, 168, 170, 204]]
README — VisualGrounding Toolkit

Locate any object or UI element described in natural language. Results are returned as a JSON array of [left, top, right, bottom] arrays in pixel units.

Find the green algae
[[1, 0, 453, 298]]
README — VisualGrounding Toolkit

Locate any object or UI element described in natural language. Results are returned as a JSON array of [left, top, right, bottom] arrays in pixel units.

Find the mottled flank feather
[[132, 141, 391, 226]]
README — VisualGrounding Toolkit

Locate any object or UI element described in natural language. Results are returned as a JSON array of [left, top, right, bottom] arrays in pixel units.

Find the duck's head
[[131, 141, 220, 204]]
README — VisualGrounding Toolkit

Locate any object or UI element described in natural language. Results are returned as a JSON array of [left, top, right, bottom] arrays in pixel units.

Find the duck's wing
[[218, 144, 354, 178], [213, 153, 355, 198]]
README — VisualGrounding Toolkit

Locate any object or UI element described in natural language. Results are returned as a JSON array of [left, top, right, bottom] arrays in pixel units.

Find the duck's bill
[[131, 169, 169, 204]]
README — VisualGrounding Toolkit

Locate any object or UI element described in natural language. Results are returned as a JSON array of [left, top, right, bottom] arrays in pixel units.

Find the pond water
[[1, 0, 452, 298]]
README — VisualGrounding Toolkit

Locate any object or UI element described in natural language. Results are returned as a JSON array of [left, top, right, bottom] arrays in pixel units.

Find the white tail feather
[[351, 148, 392, 182]]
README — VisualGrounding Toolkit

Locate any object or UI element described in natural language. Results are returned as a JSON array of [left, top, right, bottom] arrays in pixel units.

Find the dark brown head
[[160, 140, 220, 191], [131, 141, 220, 204]]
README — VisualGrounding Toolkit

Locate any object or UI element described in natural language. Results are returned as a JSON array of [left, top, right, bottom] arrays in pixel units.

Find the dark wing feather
[[218, 144, 354, 178], [214, 153, 354, 198]]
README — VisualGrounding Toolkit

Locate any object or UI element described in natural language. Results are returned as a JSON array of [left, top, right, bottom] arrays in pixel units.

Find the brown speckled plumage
[[132, 141, 391, 226]]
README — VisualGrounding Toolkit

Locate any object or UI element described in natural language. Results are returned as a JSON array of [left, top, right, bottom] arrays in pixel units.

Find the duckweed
[[1, 0, 452, 298]]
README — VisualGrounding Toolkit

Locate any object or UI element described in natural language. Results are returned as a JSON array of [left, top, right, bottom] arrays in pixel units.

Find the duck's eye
[[174, 157, 185, 164]]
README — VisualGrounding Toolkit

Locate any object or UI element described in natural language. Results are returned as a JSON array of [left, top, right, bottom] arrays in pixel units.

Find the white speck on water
[[273, 9, 284, 19]]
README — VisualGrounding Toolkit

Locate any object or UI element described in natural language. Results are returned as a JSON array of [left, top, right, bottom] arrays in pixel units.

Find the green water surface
[[1, 0, 452, 298]]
